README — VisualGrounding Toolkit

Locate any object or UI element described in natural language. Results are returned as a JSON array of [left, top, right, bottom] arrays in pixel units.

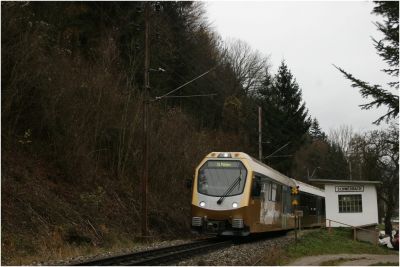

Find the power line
[[154, 50, 227, 93], [153, 65, 218, 101], [160, 93, 217, 99], [264, 142, 291, 159]]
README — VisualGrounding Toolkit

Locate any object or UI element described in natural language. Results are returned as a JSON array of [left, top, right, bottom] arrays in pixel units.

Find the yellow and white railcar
[[191, 152, 325, 236]]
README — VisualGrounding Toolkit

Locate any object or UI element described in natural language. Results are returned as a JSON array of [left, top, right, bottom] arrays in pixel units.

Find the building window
[[338, 194, 362, 213]]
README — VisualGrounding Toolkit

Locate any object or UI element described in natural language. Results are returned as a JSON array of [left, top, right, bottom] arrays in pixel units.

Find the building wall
[[325, 184, 378, 227]]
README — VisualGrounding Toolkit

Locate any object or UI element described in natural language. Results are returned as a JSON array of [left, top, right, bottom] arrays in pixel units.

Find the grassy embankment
[[260, 228, 396, 265]]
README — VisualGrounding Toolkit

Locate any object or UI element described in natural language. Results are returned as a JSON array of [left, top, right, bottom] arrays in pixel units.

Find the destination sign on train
[[207, 161, 239, 168], [335, 185, 364, 192]]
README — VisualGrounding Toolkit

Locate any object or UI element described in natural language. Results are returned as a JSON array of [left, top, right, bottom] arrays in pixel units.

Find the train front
[[191, 152, 251, 236]]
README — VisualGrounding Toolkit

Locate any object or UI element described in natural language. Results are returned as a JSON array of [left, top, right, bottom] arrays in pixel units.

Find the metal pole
[[141, 2, 150, 238], [258, 106, 262, 161], [299, 216, 301, 231], [294, 216, 297, 238]]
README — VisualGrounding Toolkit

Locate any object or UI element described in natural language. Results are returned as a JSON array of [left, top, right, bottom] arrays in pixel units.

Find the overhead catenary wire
[[153, 65, 218, 101], [264, 142, 291, 159], [153, 49, 268, 137], [155, 56, 266, 135], [153, 51, 228, 94], [160, 93, 217, 99]]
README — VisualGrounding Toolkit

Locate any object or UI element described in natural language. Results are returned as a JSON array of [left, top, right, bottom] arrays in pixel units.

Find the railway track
[[73, 238, 232, 266]]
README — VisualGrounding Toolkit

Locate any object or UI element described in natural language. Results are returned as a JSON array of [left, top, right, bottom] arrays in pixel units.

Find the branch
[[333, 65, 399, 124]]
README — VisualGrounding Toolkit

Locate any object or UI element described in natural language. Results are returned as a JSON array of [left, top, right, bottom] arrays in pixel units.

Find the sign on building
[[335, 185, 364, 192]]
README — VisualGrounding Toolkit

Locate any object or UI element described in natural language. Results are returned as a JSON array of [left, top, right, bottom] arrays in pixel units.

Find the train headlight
[[232, 202, 238, 208], [199, 201, 206, 207]]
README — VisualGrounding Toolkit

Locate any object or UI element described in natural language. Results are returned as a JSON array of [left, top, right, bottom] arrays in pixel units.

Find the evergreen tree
[[257, 61, 311, 174], [372, 1, 399, 80], [309, 118, 326, 141], [335, 1, 399, 124]]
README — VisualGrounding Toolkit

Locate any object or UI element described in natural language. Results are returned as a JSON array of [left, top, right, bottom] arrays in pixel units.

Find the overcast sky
[[205, 1, 395, 134]]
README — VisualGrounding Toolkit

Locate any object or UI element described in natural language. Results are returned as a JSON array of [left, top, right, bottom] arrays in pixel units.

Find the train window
[[275, 184, 282, 202], [338, 194, 362, 213], [251, 177, 262, 197], [269, 183, 277, 202], [197, 160, 247, 197], [302, 193, 317, 215], [262, 182, 270, 200]]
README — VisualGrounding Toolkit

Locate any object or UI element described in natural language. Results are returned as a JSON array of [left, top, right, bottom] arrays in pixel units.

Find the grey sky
[[205, 1, 395, 133]]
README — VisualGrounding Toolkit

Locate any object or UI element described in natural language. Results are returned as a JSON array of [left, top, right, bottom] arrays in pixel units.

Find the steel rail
[[73, 238, 231, 266], [72, 231, 290, 266]]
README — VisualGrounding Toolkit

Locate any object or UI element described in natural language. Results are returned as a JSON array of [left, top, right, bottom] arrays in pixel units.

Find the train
[[191, 152, 325, 236]]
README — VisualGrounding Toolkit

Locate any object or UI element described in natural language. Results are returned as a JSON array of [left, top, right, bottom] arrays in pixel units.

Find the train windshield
[[198, 160, 247, 197]]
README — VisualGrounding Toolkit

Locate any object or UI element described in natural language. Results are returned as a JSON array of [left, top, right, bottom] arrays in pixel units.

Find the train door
[[250, 175, 262, 228], [259, 180, 282, 226], [259, 180, 270, 224], [281, 185, 291, 228], [274, 183, 283, 227]]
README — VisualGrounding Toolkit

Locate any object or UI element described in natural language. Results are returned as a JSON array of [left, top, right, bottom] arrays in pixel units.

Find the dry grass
[[257, 245, 285, 265], [5, 236, 140, 265]]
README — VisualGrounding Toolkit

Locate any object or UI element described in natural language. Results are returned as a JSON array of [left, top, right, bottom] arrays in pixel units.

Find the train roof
[[206, 152, 296, 187], [206, 152, 325, 197]]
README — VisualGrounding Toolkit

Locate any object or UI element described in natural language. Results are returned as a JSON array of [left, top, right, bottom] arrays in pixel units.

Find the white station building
[[309, 179, 381, 228]]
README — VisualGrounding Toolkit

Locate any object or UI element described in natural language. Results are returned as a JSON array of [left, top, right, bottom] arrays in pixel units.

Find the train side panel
[[246, 174, 296, 233]]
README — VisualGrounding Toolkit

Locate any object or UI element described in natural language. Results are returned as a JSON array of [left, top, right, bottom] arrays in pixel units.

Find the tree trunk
[[384, 202, 394, 236]]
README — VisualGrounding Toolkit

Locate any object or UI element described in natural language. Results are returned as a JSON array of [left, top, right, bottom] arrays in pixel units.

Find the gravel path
[[289, 253, 399, 266]]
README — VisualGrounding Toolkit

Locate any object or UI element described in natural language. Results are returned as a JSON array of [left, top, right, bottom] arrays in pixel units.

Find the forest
[[1, 1, 398, 264]]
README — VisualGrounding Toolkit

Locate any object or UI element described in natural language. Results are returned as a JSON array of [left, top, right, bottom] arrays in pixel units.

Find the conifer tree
[[257, 61, 311, 173], [309, 118, 327, 141], [335, 1, 399, 124]]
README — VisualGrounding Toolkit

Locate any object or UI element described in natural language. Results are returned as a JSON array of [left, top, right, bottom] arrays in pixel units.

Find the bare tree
[[222, 38, 269, 95], [349, 122, 399, 235], [328, 125, 354, 157]]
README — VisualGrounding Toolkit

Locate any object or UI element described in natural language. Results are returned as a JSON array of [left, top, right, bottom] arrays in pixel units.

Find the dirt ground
[[289, 253, 399, 266]]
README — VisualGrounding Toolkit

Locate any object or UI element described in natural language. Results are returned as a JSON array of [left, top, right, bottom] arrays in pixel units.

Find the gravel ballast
[[33, 232, 297, 266], [177, 233, 295, 266]]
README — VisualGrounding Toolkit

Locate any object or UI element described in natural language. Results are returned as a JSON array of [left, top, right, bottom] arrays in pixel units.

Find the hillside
[[0, 2, 254, 263], [3, 1, 397, 264]]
